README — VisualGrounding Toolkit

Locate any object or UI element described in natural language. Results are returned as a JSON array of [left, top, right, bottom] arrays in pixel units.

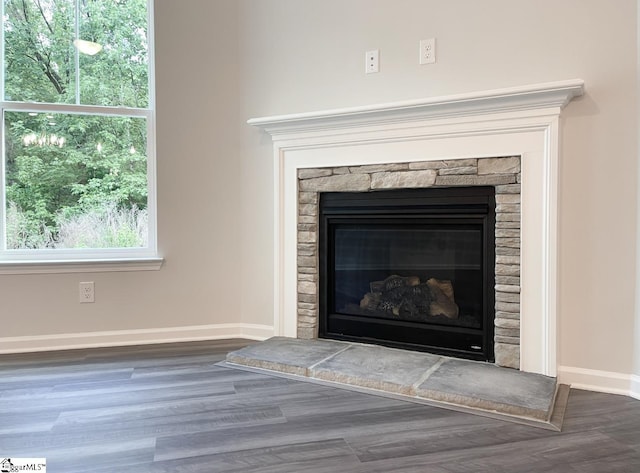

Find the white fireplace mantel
[[250, 79, 584, 377]]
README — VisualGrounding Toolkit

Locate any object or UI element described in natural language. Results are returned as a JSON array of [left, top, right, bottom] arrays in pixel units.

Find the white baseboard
[[558, 365, 637, 397], [0, 323, 274, 354], [631, 375, 640, 400], [4, 334, 639, 400]]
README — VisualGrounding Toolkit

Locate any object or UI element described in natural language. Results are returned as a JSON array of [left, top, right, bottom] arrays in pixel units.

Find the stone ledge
[[298, 293, 316, 303], [298, 192, 318, 204], [495, 284, 521, 293], [496, 221, 521, 229], [349, 163, 409, 173], [298, 273, 316, 282], [298, 204, 318, 216], [496, 301, 520, 313], [298, 215, 316, 224], [495, 342, 520, 369], [496, 327, 520, 338], [225, 337, 562, 430], [298, 231, 317, 243], [478, 156, 521, 175], [297, 245, 316, 256], [435, 174, 515, 186], [297, 255, 316, 267], [496, 275, 520, 285], [297, 327, 317, 339], [298, 168, 332, 179], [496, 229, 520, 238], [371, 170, 437, 189], [496, 194, 521, 203], [438, 166, 477, 176], [496, 292, 520, 303], [297, 281, 317, 294], [299, 173, 371, 192], [495, 184, 521, 194]]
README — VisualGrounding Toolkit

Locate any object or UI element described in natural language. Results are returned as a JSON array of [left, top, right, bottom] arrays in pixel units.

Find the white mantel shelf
[[250, 80, 585, 377], [248, 79, 584, 135]]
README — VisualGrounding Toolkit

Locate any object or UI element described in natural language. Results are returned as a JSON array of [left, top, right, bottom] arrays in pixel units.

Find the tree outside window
[[2, 0, 155, 257]]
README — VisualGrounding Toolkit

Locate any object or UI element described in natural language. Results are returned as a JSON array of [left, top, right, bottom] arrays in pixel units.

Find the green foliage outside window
[[3, 0, 150, 250]]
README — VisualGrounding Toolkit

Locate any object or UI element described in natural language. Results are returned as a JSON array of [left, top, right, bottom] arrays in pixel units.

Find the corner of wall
[[634, 0, 640, 391], [632, 375, 640, 400]]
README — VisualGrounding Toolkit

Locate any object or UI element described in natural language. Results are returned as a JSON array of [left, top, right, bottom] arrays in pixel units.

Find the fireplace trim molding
[[249, 79, 584, 377]]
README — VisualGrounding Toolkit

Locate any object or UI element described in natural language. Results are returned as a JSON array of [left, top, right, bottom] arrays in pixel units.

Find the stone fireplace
[[249, 80, 584, 376], [299, 156, 520, 367]]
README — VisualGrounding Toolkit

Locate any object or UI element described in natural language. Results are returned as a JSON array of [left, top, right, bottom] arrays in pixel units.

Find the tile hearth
[[223, 337, 569, 431]]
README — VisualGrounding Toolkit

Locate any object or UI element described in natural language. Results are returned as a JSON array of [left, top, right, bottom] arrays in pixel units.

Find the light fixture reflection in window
[[73, 39, 102, 56], [22, 133, 65, 148]]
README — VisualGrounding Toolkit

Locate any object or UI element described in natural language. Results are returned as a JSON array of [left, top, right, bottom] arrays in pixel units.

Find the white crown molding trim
[[0, 323, 274, 354], [248, 79, 584, 136], [558, 366, 637, 397], [250, 80, 584, 378]]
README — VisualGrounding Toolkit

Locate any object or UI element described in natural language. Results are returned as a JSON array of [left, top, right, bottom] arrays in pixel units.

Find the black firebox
[[318, 187, 496, 361]]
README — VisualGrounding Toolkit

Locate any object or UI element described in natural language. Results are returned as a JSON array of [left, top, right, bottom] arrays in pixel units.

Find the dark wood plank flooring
[[1, 339, 639, 472]]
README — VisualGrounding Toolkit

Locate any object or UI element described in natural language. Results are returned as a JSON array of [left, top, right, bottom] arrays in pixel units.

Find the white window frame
[[0, 0, 161, 274]]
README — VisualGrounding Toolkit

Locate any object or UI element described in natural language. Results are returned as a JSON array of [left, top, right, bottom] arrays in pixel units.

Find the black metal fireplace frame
[[318, 187, 496, 361]]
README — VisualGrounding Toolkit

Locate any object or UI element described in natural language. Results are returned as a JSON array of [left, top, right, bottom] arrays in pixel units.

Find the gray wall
[[1, 0, 244, 340]]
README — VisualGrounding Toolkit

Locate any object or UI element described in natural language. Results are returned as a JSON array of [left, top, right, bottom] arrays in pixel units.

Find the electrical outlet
[[79, 281, 95, 303], [419, 38, 436, 65], [365, 49, 379, 74]]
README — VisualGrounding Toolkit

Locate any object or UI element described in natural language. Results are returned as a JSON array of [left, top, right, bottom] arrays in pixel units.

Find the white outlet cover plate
[[420, 38, 436, 65], [79, 281, 95, 303], [365, 49, 379, 74]]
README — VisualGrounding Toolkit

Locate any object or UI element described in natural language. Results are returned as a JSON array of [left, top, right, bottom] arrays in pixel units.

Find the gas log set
[[358, 275, 459, 320]]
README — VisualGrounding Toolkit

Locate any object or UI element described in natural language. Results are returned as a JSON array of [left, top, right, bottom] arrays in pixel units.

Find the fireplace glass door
[[319, 187, 495, 361]]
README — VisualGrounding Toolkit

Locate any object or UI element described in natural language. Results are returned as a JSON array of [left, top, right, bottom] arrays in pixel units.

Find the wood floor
[[1, 339, 639, 472]]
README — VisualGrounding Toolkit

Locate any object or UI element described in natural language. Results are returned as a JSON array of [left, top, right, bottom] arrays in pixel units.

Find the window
[[1, 0, 156, 266]]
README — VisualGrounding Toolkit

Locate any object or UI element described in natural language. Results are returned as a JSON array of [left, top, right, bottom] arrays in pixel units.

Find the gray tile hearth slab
[[225, 337, 564, 429], [225, 336, 347, 376], [416, 358, 557, 420], [310, 344, 441, 395]]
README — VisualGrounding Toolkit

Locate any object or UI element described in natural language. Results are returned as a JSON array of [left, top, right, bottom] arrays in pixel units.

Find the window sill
[[0, 257, 164, 275]]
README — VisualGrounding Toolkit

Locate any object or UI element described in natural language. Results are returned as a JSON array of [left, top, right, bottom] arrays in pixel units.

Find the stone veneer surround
[[297, 156, 522, 368]]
